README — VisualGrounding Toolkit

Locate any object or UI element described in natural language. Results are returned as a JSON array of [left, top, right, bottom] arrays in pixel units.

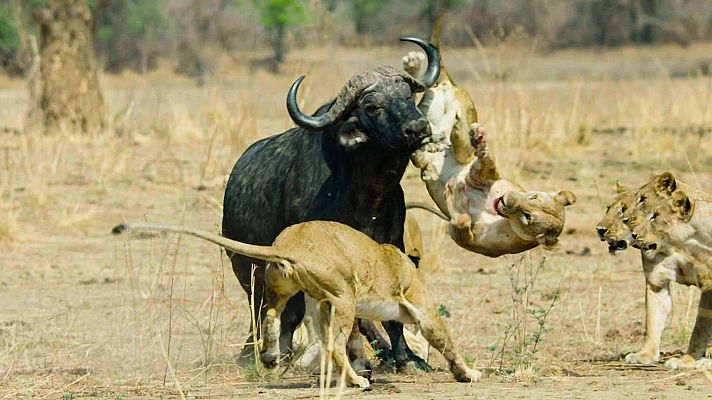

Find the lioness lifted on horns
[[112, 221, 480, 388], [402, 18, 575, 257], [597, 172, 712, 369]]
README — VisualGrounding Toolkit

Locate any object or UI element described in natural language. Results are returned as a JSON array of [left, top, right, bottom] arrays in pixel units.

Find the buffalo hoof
[[260, 351, 279, 369], [397, 352, 432, 374]]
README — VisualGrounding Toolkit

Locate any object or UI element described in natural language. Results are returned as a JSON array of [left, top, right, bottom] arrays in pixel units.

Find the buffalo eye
[[364, 104, 380, 116]]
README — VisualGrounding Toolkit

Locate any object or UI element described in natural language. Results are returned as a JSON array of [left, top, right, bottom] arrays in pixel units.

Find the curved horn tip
[[399, 36, 440, 88], [286, 75, 335, 131]]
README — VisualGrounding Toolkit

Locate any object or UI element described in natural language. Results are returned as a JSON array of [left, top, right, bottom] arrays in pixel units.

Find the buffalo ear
[[671, 191, 694, 222], [336, 119, 369, 150], [655, 172, 677, 196], [555, 191, 576, 207]]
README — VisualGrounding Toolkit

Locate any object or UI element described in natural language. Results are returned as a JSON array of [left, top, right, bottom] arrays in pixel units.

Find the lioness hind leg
[[402, 285, 480, 383], [320, 301, 370, 389], [260, 264, 300, 368], [666, 291, 712, 370]]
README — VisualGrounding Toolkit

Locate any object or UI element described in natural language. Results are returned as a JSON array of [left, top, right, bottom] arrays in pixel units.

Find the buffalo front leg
[[665, 290, 712, 370], [357, 319, 389, 364], [382, 320, 432, 373], [624, 280, 671, 365]]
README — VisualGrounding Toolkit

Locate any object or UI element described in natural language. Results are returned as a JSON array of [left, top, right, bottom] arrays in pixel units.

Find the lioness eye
[[638, 195, 646, 204], [523, 213, 532, 223], [651, 212, 659, 220]]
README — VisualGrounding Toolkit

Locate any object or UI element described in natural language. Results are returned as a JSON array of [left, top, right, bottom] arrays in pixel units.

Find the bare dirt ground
[[2, 44, 712, 399]]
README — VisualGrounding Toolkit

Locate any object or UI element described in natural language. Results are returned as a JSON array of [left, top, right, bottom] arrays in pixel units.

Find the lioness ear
[[555, 191, 576, 207], [615, 181, 629, 193], [671, 191, 694, 222], [655, 172, 677, 196]]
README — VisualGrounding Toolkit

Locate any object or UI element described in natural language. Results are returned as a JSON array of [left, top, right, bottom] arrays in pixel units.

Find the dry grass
[[1, 42, 712, 398]]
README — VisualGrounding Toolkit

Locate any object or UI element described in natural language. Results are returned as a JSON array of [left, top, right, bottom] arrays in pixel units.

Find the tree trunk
[[270, 23, 286, 73], [33, 0, 105, 134]]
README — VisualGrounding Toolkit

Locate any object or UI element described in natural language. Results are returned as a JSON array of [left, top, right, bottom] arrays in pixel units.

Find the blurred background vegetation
[[1, 0, 711, 77]]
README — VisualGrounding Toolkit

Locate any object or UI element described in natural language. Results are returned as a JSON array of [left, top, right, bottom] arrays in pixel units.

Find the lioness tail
[[112, 222, 293, 266]]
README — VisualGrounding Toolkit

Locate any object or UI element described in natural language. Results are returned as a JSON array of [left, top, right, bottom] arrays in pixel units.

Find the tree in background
[[33, 0, 105, 134], [91, 0, 168, 72], [0, 0, 47, 75], [251, 0, 308, 71], [352, 0, 388, 34]]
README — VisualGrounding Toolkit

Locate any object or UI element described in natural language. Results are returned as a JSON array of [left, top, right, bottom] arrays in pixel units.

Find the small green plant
[[370, 340, 386, 359], [489, 256, 562, 376], [243, 359, 268, 381], [61, 394, 76, 400], [464, 355, 478, 368]]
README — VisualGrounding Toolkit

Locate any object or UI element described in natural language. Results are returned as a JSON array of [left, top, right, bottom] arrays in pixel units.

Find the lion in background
[[597, 172, 712, 369]]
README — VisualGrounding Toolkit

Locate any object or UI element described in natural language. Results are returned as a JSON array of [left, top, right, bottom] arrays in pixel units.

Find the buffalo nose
[[402, 118, 429, 138]]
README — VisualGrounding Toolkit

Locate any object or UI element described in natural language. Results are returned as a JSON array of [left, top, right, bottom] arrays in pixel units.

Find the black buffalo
[[222, 37, 440, 372]]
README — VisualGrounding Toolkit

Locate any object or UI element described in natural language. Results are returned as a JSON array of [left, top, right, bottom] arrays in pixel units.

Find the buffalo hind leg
[[231, 256, 267, 366], [278, 291, 305, 356]]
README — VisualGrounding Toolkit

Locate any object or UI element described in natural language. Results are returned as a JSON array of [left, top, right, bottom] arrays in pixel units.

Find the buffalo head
[[286, 37, 440, 152]]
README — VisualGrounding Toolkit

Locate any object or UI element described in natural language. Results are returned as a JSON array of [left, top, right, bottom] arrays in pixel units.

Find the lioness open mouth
[[608, 240, 628, 253], [493, 196, 506, 217]]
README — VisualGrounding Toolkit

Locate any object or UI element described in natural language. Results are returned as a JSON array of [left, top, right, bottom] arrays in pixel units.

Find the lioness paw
[[402, 51, 426, 78], [624, 351, 658, 365], [462, 368, 482, 383], [468, 123, 487, 156], [664, 355, 712, 370], [348, 375, 371, 389]]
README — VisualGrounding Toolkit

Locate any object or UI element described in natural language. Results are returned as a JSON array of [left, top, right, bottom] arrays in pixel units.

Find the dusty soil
[[2, 45, 712, 399]]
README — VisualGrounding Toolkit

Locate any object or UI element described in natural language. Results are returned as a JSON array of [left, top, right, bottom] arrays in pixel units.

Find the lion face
[[631, 191, 695, 255], [597, 172, 679, 253], [596, 188, 638, 253], [495, 190, 576, 250]]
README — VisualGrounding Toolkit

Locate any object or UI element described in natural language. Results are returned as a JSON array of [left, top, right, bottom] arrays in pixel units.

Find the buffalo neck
[[325, 139, 410, 219]]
